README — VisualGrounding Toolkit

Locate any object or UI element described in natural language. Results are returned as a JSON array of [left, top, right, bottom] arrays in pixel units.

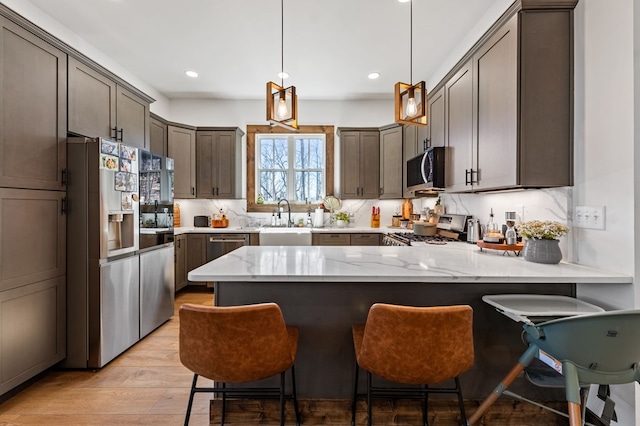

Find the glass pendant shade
[[267, 81, 298, 130], [395, 81, 427, 126]]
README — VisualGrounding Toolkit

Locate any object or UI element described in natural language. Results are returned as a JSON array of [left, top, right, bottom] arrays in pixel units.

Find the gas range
[[382, 232, 461, 246]]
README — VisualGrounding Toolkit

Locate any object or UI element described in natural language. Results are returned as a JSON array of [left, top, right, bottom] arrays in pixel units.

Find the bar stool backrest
[[358, 303, 474, 385], [179, 302, 296, 384]]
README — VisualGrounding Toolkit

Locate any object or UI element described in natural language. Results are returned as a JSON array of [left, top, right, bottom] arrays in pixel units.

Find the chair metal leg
[[220, 382, 227, 426], [423, 385, 429, 426], [290, 365, 301, 426], [352, 360, 359, 426], [184, 373, 198, 426], [454, 377, 468, 426], [366, 371, 372, 426], [280, 372, 286, 426]]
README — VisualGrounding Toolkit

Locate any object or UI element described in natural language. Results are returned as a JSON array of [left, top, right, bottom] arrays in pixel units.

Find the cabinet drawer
[[351, 233, 380, 246], [313, 233, 350, 246]]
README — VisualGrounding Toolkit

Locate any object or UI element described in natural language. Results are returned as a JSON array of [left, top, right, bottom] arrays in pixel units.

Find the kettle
[[467, 218, 482, 244]]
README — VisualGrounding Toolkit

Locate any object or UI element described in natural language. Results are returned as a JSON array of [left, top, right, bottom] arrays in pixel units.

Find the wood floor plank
[[0, 287, 587, 425]]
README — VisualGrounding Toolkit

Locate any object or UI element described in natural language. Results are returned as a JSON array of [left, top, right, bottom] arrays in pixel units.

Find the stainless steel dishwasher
[[206, 234, 250, 287]]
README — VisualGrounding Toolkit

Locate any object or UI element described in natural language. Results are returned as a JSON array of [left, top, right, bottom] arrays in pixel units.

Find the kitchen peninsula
[[188, 245, 631, 399]]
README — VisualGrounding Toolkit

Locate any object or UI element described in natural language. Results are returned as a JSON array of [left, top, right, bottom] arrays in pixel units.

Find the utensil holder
[[370, 214, 380, 228]]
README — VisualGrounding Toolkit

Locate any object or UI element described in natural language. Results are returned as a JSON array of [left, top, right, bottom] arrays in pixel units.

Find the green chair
[[469, 309, 640, 426]]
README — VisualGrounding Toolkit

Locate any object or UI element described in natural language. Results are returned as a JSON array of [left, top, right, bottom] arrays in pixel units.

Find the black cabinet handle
[[191, 187, 195, 196], [61, 168, 67, 186], [465, 169, 470, 185], [61, 197, 67, 214], [212, 187, 215, 196], [117, 128, 124, 142], [111, 127, 118, 139]]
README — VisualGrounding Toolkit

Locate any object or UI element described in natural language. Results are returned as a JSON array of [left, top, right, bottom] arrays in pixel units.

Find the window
[[257, 134, 325, 203], [246, 125, 334, 213]]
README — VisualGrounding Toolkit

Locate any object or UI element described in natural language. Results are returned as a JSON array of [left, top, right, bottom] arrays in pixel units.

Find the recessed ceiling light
[[368, 72, 380, 80], [278, 71, 290, 79], [185, 70, 198, 78], [397, 0, 411, 3]]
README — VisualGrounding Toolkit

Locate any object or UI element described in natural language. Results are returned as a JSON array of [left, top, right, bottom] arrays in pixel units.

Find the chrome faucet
[[277, 198, 292, 227]]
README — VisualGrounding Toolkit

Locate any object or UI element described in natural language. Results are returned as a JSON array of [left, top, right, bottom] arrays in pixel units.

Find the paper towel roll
[[313, 208, 324, 228]]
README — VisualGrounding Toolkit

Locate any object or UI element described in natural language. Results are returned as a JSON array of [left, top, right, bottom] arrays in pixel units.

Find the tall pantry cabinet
[[0, 14, 67, 396]]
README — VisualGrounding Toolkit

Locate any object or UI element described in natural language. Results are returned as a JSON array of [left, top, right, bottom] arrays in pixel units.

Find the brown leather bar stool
[[351, 303, 474, 426], [179, 302, 300, 426]]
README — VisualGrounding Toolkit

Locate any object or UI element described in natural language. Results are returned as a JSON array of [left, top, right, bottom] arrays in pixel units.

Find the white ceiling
[[23, 0, 502, 101]]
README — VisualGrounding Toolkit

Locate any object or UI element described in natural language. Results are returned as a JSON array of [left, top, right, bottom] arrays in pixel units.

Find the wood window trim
[[246, 124, 334, 213]]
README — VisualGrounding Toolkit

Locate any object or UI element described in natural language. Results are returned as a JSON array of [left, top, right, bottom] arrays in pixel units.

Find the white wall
[[1, 0, 172, 117], [573, 1, 636, 423]]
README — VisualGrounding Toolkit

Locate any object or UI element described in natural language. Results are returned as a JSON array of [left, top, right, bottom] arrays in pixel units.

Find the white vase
[[522, 238, 562, 264], [336, 219, 346, 228]]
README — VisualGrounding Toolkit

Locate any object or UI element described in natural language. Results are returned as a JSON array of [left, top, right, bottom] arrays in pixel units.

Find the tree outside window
[[246, 125, 334, 213], [257, 134, 325, 203]]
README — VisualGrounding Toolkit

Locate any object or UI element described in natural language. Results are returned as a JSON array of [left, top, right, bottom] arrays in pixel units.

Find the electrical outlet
[[574, 205, 606, 230]]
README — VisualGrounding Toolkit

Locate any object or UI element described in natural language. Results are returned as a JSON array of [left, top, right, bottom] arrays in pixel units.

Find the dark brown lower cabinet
[[0, 188, 66, 396]]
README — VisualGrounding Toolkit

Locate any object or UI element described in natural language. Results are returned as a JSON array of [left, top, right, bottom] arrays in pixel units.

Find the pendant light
[[267, 0, 298, 130], [395, 0, 427, 126]]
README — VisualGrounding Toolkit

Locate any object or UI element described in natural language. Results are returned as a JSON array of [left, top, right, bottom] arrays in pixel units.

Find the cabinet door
[[0, 189, 66, 293], [116, 85, 149, 150], [340, 132, 361, 199], [379, 126, 403, 199], [149, 116, 168, 157], [0, 276, 65, 395], [186, 234, 206, 285], [428, 87, 446, 148], [195, 132, 215, 198], [474, 15, 517, 191], [313, 233, 350, 246], [68, 57, 116, 140], [0, 17, 67, 191], [168, 125, 196, 198], [214, 131, 237, 198], [351, 233, 380, 246], [359, 131, 380, 199], [175, 235, 187, 292], [445, 61, 474, 192]]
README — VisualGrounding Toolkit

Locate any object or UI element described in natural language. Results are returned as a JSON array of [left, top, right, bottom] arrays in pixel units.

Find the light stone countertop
[[187, 244, 632, 284], [174, 226, 407, 235]]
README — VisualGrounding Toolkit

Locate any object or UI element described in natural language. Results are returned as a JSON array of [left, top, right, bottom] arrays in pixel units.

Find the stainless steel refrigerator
[[65, 137, 141, 368], [138, 149, 175, 338]]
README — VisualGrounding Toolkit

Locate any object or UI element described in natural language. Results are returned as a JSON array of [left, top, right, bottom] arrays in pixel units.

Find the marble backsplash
[[176, 186, 571, 234]]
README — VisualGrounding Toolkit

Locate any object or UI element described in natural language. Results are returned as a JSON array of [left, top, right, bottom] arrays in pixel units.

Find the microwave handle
[[420, 150, 429, 183]]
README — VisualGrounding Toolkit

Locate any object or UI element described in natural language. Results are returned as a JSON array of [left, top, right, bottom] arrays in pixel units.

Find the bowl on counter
[[413, 221, 436, 236]]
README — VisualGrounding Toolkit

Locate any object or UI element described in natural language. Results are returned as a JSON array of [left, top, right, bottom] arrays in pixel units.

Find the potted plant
[[518, 220, 568, 264], [335, 211, 349, 228]]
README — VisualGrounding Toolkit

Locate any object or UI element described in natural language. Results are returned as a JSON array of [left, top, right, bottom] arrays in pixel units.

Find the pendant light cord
[[409, 0, 413, 85], [281, 0, 284, 87]]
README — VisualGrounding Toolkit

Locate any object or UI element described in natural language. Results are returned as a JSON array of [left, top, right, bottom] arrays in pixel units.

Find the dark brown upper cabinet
[[0, 16, 67, 191], [68, 57, 150, 150]]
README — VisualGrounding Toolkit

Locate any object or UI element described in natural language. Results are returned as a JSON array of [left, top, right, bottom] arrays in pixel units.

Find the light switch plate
[[574, 205, 606, 230]]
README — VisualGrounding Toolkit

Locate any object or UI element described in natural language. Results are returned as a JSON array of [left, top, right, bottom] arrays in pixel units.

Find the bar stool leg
[[279, 372, 286, 426], [184, 374, 198, 426], [220, 382, 227, 425], [423, 385, 429, 426], [290, 365, 300, 426], [366, 372, 372, 426], [351, 360, 359, 426]]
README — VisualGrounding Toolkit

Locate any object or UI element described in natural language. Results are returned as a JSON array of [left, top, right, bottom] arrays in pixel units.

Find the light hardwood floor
[[0, 287, 576, 425], [0, 287, 215, 425]]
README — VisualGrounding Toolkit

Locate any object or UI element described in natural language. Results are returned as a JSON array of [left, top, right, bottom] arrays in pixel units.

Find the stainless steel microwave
[[406, 147, 446, 194]]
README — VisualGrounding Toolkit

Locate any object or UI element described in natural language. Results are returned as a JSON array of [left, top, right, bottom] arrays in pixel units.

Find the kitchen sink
[[259, 227, 312, 246]]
